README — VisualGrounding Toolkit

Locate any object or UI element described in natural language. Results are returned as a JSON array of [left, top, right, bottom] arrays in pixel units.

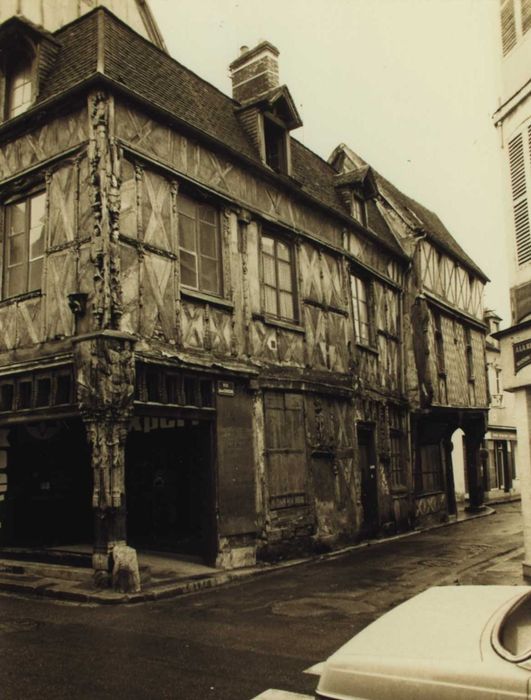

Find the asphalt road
[[0, 502, 524, 700]]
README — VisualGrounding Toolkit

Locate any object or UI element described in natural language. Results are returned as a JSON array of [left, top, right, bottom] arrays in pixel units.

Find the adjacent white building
[[493, 0, 531, 577]]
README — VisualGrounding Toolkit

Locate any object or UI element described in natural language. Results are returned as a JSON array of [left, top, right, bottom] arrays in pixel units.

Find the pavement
[[0, 500, 525, 604]]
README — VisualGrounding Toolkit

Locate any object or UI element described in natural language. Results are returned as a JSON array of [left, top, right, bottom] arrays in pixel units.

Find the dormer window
[[1, 35, 36, 122], [6, 50, 33, 118], [264, 115, 287, 173], [352, 194, 366, 226]]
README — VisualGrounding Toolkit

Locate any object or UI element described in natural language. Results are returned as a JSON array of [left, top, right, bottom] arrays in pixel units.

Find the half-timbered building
[[0, 1, 489, 586]]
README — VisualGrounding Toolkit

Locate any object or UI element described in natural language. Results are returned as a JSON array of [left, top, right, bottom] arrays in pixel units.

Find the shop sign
[[217, 380, 235, 396], [514, 338, 531, 374]]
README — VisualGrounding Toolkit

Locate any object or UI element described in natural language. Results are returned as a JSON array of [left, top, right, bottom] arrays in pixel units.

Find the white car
[[316, 586, 531, 699]]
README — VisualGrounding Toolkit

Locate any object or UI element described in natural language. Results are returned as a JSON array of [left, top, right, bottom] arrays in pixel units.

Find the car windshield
[[495, 591, 531, 661]]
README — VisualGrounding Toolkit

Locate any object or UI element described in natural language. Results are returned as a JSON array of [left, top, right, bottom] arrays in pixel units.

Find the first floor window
[[3, 190, 45, 299], [178, 193, 221, 295], [351, 273, 371, 345], [262, 233, 296, 321]]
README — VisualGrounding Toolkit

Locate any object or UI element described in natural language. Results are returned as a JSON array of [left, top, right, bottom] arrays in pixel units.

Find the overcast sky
[[149, 0, 507, 321]]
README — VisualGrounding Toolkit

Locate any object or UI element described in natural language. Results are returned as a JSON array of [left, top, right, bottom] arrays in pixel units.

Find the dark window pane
[[35, 377, 52, 407], [55, 374, 72, 405], [146, 372, 160, 402], [184, 377, 197, 405], [18, 380, 32, 409], [177, 194, 196, 219], [200, 380, 213, 407], [0, 384, 13, 411]]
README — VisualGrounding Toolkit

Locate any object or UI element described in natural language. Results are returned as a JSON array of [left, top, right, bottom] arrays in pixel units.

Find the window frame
[[351, 193, 367, 226], [350, 271, 373, 347], [260, 230, 298, 323], [263, 112, 288, 174], [2, 187, 46, 300], [177, 192, 223, 298], [2, 41, 35, 121]]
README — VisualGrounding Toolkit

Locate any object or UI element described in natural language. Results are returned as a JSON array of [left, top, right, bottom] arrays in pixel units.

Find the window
[[178, 194, 221, 295], [261, 233, 296, 321], [3, 190, 45, 299], [389, 408, 405, 489], [3, 42, 34, 121], [351, 194, 366, 226], [416, 443, 444, 493], [465, 327, 474, 381], [351, 273, 371, 345], [264, 116, 287, 173]]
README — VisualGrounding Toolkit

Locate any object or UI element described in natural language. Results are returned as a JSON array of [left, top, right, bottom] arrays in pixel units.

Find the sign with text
[[217, 380, 235, 396], [514, 338, 531, 374]]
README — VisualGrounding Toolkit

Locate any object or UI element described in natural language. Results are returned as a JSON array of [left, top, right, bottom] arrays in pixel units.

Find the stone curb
[[0, 504, 505, 605]]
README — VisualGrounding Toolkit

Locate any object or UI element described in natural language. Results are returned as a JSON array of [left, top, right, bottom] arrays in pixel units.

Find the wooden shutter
[[523, 0, 531, 35], [264, 392, 307, 509], [501, 0, 517, 55], [216, 384, 257, 536], [508, 131, 531, 265]]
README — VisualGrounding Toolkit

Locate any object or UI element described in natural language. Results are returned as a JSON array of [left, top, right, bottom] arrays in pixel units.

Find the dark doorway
[[5, 419, 92, 546], [357, 425, 379, 537], [125, 420, 215, 563]]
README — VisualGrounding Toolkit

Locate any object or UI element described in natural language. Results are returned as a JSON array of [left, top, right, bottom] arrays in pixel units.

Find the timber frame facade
[[0, 6, 489, 585]]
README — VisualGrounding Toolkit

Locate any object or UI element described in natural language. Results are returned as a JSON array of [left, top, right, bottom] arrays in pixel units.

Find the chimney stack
[[229, 41, 280, 104]]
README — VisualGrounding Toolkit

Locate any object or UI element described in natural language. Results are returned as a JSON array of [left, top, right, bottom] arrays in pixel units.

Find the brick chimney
[[229, 41, 280, 104]]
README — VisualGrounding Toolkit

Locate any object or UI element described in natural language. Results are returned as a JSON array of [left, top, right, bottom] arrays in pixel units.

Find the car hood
[[324, 586, 530, 665]]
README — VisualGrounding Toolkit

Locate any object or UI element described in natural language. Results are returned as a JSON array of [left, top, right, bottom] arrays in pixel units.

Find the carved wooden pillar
[[73, 332, 135, 585], [463, 415, 487, 513], [442, 431, 457, 516]]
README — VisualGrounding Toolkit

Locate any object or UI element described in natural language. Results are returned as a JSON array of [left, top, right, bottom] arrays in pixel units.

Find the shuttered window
[[508, 130, 531, 265], [264, 392, 307, 510], [522, 0, 531, 35], [501, 0, 517, 55]]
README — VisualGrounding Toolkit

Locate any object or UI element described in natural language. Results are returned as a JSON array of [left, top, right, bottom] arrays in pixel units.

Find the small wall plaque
[[217, 380, 235, 396]]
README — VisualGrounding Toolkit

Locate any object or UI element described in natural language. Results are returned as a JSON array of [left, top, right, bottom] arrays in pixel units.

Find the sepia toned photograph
[[0, 0, 529, 698]]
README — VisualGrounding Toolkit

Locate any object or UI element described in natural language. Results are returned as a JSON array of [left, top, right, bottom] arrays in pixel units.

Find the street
[[0, 502, 525, 700]]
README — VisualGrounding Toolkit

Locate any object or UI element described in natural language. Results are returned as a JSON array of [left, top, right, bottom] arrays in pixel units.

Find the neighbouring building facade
[[453, 310, 519, 503], [0, 0, 490, 587], [494, 0, 531, 578]]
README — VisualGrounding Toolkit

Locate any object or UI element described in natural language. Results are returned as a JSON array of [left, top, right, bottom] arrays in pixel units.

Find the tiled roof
[[376, 173, 488, 281], [8, 7, 470, 269], [39, 12, 98, 99]]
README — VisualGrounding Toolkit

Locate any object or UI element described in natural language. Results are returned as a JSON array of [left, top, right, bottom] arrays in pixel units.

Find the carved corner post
[[463, 414, 487, 513], [73, 332, 135, 585]]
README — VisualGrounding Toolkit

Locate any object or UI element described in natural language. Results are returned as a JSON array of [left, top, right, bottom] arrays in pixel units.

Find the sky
[[149, 0, 508, 321]]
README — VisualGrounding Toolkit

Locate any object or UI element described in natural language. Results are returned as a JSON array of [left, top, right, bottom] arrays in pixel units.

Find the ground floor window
[[264, 391, 307, 509], [416, 443, 444, 493]]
